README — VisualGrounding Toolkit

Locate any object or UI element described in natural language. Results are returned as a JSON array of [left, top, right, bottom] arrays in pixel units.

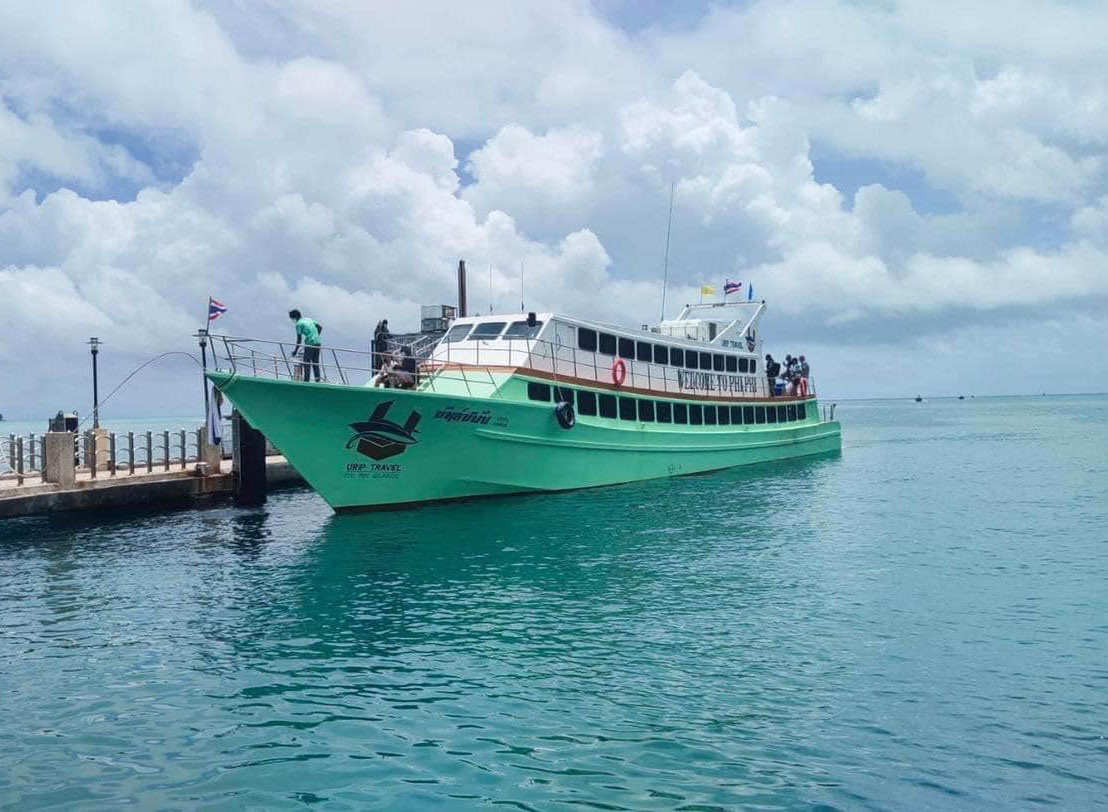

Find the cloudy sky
[[2, 0, 1106, 418]]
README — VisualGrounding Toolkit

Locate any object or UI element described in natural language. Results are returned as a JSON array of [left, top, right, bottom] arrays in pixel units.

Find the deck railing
[[210, 334, 818, 403]]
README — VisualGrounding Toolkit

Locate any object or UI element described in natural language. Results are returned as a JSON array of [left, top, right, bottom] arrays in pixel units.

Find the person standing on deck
[[289, 308, 323, 382], [765, 354, 781, 397], [373, 319, 391, 373]]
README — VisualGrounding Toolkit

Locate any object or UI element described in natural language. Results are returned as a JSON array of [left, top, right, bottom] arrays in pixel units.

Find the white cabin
[[427, 301, 771, 401]]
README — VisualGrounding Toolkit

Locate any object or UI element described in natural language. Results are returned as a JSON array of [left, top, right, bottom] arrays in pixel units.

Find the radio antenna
[[488, 264, 493, 314], [520, 260, 525, 313], [660, 180, 674, 321]]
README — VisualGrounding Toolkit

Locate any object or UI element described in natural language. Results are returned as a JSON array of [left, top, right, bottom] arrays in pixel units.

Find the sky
[[1, 0, 1106, 420]]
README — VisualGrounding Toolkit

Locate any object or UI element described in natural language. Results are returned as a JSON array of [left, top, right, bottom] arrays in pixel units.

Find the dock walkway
[[0, 456, 303, 519]]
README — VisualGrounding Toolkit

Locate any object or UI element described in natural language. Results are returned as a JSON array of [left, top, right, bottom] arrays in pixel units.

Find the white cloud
[[0, 0, 1106, 415]]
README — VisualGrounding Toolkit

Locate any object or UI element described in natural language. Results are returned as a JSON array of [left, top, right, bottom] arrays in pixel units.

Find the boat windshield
[[503, 320, 543, 339], [467, 322, 507, 340], [442, 323, 472, 343]]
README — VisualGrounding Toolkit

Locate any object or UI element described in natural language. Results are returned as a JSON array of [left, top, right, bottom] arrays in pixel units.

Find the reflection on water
[[2, 397, 1107, 808]]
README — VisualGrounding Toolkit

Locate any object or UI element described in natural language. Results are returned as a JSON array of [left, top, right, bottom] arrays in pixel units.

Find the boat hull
[[208, 372, 842, 511]]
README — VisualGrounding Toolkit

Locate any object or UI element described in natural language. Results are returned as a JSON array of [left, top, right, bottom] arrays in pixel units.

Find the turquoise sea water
[[1, 396, 1106, 809]]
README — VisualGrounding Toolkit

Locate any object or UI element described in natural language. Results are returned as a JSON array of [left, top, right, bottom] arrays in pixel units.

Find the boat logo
[[346, 401, 421, 461]]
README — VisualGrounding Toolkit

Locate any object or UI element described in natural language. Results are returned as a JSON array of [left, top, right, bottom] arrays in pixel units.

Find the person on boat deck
[[765, 354, 781, 397], [799, 355, 810, 382], [289, 308, 323, 382], [372, 320, 391, 372], [389, 346, 417, 389]]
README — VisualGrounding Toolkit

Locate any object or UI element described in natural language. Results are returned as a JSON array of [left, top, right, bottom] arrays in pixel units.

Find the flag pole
[[198, 298, 210, 416]]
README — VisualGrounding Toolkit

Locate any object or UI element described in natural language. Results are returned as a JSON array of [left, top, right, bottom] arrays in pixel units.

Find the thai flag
[[208, 297, 227, 322], [723, 279, 742, 296]]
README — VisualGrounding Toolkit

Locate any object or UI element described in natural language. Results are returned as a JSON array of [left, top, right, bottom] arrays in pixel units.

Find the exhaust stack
[[457, 259, 467, 317]]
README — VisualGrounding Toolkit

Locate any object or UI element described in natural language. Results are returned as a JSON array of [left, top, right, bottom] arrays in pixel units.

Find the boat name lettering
[[434, 406, 492, 425], [675, 371, 758, 394]]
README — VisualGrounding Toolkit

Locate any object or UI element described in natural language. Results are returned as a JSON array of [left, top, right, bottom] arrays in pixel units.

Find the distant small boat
[[958, 395, 965, 400], [915, 395, 922, 403]]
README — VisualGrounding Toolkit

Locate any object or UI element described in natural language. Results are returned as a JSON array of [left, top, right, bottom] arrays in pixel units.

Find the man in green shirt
[[288, 308, 323, 382]]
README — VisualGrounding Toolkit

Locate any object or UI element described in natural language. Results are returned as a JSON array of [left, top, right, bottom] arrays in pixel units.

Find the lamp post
[[195, 328, 210, 414], [88, 337, 102, 429]]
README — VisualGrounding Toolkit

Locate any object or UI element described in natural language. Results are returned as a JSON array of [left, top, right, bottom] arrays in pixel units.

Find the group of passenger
[[763, 353, 810, 397], [370, 318, 417, 389], [287, 309, 415, 388]]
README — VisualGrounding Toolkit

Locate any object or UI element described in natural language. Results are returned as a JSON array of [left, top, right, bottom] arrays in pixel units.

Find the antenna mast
[[520, 260, 525, 312], [660, 180, 674, 321]]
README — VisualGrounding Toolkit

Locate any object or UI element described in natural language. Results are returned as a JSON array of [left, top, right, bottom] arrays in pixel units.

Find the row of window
[[527, 382, 807, 426], [443, 320, 544, 343], [577, 328, 756, 373]]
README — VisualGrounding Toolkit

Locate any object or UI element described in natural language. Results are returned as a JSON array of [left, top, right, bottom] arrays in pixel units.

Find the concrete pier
[[0, 455, 303, 519]]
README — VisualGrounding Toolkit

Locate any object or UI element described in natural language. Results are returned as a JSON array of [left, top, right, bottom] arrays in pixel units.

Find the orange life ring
[[611, 357, 627, 386]]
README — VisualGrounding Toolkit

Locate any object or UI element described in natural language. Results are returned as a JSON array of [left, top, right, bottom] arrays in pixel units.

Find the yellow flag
[[700, 284, 716, 296]]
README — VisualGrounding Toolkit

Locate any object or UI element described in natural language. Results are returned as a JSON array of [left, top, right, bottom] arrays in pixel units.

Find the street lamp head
[[88, 336, 101, 353]]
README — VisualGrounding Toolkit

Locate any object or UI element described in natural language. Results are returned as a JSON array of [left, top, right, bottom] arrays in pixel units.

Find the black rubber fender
[[554, 401, 575, 430]]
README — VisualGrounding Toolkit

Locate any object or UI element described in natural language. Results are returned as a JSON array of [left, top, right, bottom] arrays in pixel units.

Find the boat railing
[[209, 334, 818, 402]]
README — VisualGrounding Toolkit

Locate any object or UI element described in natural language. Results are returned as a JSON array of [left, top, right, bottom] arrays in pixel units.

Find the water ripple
[[1, 396, 1107, 808]]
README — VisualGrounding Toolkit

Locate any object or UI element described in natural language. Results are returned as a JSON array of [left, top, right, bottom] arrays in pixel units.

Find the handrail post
[[146, 431, 153, 473], [7, 433, 13, 470], [222, 337, 234, 372], [179, 429, 187, 469], [128, 431, 135, 474], [86, 432, 96, 479], [15, 436, 23, 486], [163, 430, 170, 471], [109, 433, 117, 476], [332, 349, 347, 385], [28, 433, 36, 473]]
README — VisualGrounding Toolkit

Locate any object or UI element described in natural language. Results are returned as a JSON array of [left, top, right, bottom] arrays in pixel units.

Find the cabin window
[[699, 352, 712, 369], [670, 348, 684, 367], [725, 356, 737, 373], [797, 402, 807, 421], [619, 397, 637, 421], [618, 337, 635, 358], [578, 328, 598, 352], [739, 358, 749, 373], [742, 406, 755, 424], [787, 404, 798, 422], [598, 333, 617, 355], [704, 406, 718, 425], [750, 359, 757, 374], [468, 321, 507, 340], [685, 352, 698, 370], [636, 341, 653, 362], [554, 386, 574, 406], [755, 406, 766, 424], [577, 390, 597, 416], [528, 382, 551, 402], [731, 405, 743, 424], [653, 345, 669, 365], [505, 320, 543, 338], [656, 401, 672, 423], [674, 403, 689, 424], [713, 355, 725, 372], [443, 323, 472, 342], [718, 406, 730, 425], [598, 393, 617, 418], [766, 404, 778, 424], [638, 400, 655, 422], [689, 404, 703, 425]]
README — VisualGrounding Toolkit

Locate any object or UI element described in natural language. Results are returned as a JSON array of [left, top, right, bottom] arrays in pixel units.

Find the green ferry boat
[[207, 301, 841, 511]]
